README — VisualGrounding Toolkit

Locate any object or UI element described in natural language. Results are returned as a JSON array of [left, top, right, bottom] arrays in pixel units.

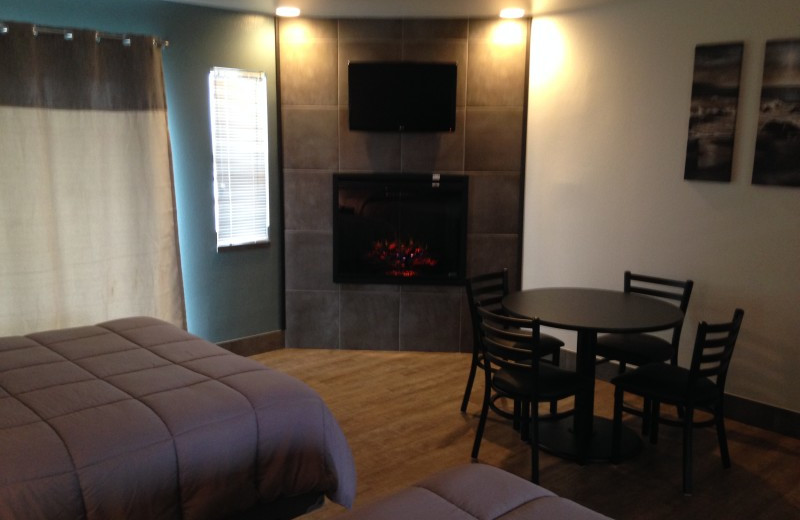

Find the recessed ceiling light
[[276, 6, 301, 17], [499, 8, 525, 19]]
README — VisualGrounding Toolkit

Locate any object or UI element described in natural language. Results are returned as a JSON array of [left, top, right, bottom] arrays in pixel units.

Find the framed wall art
[[752, 39, 800, 187], [684, 42, 744, 182]]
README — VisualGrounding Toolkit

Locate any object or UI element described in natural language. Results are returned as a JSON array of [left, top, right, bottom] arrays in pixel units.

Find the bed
[[0, 316, 356, 519]]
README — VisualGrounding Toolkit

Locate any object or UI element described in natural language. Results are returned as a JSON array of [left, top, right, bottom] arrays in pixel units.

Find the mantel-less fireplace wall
[[279, 18, 529, 351]]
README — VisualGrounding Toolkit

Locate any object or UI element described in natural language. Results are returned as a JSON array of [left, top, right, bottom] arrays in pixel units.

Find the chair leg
[[531, 401, 540, 484], [611, 386, 624, 463], [549, 349, 560, 416], [682, 406, 695, 495], [551, 347, 561, 367], [617, 361, 627, 374], [649, 400, 660, 445], [460, 354, 479, 412], [642, 397, 652, 436], [471, 383, 492, 459], [715, 403, 731, 469], [513, 399, 521, 431], [520, 400, 530, 442]]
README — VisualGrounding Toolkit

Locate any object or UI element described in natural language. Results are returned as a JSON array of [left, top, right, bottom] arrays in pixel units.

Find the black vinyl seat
[[462, 269, 564, 416], [611, 308, 745, 495], [471, 306, 580, 483], [595, 271, 694, 374]]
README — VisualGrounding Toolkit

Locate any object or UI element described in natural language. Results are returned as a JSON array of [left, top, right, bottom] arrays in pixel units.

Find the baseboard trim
[[218, 330, 285, 356], [560, 350, 800, 439]]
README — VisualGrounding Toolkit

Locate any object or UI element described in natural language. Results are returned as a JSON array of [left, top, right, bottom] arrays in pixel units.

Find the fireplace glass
[[333, 173, 468, 285]]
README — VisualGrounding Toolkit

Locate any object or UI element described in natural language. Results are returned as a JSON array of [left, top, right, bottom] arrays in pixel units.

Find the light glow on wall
[[491, 20, 525, 46], [275, 6, 301, 17], [529, 18, 566, 88], [500, 8, 525, 19], [281, 20, 310, 46]]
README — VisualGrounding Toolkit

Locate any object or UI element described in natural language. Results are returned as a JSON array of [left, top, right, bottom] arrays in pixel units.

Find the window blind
[[209, 67, 270, 249]]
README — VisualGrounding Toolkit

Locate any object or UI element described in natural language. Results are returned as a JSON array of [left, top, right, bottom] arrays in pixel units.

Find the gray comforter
[[0, 316, 356, 519]]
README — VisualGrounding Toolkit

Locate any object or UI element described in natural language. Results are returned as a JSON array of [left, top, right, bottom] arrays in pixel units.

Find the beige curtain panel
[[0, 22, 185, 334]]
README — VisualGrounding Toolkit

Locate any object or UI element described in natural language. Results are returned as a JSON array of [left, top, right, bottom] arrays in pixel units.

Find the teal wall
[[1, 0, 283, 342]]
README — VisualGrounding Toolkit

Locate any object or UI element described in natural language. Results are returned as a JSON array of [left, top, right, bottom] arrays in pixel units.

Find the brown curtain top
[[0, 22, 167, 111]]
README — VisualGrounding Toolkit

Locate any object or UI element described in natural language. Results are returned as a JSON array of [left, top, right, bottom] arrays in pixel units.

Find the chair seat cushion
[[540, 332, 565, 352], [595, 333, 672, 366], [611, 362, 719, 405], [493, 364, 579, 401]]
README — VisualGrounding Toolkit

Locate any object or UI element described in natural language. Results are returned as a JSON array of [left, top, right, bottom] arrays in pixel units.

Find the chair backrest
[[476, 306, 542, 384], [466, 269, 509, 347], [625, 271, 694, 363], [688, 308, 744, 395]]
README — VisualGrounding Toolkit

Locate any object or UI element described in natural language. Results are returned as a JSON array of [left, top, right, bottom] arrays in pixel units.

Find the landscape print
[[753, 39, 800, 187], [684, 43, 744, 182]]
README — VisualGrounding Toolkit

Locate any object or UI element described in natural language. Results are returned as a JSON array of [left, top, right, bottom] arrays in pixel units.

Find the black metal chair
[[462, 269, 564, 416], [595, 271, 694, 374], [611, 308, 744, 495], [471, 306, 580, 483]]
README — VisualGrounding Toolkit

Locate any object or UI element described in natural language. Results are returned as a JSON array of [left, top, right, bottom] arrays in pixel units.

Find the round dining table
[[502, 287, 685, 463]]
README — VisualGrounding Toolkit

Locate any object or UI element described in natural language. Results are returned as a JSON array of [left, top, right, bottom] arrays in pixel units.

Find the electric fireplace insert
[[332, 173, 468, 285]]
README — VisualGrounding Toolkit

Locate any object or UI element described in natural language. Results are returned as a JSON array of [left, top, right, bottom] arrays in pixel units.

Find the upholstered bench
[[334, 463, 610, 519]]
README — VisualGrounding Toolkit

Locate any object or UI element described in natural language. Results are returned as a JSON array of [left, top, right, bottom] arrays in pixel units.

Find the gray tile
[[340, 291, 400, 350], [339, 19, 403, 41], [284, 171, 332, 231], [399, 291, 461, 352], [279, 18, 338, 41], [459, 291, 475, 354], [285, 231, 336, 291], [467, 172, 521, 234], [339, 108, 402, 171], [400, 284, 463, 295], [339, 283, 401, 293], [466, 234, 520, 286], [401, 109, 465, 172], [284, 290, 339, 348], [464, 108, 524, 172], [279, 39, 338, 105], [282, 107, 339, 170], [402, 41, 468, 107], [403, 19, 469, 40], [467, 39, 526, 107], [338, 42, 403, 106]]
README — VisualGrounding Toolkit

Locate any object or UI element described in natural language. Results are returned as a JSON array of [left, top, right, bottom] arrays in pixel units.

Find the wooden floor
[[252, 349, 800, 520]]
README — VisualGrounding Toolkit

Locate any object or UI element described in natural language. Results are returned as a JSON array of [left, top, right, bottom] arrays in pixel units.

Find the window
[[209, 67, 270, 249]]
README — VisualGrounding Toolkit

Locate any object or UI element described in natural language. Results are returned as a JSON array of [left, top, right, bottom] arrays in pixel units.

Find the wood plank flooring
[[251, 349, 800, 519]]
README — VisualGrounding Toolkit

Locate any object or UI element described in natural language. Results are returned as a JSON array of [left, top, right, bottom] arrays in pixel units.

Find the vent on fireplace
[[332, 173, 468, 285]]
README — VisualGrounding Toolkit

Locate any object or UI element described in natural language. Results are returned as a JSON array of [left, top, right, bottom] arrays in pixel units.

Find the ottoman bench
[[334, 463, 610, 519]]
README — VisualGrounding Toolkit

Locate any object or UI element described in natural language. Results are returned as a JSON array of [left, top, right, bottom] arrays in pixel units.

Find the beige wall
[[523, 0, 799, 412]]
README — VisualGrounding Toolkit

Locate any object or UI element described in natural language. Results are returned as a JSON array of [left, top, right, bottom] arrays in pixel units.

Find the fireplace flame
[[367, 238, 437, 277]]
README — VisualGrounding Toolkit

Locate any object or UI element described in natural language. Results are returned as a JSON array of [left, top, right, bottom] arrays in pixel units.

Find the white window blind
[[209, 67, 270, 249]]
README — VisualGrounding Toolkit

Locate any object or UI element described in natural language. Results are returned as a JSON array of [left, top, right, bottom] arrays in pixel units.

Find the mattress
[[0, 316, 356, 519]]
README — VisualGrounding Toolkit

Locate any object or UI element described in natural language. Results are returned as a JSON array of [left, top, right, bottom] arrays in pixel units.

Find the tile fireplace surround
[[279, 17, 528, 352]]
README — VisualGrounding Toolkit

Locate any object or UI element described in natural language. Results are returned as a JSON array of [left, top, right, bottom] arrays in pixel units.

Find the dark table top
[[502, 287, 684, 334]]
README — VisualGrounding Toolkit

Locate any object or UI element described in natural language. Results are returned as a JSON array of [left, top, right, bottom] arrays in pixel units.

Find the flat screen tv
[[348, 62, 457, 132], [333, 173, 468, 285]]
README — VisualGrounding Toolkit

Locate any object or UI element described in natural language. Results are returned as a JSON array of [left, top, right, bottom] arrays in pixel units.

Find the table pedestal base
[[538, 416, 641, 463]]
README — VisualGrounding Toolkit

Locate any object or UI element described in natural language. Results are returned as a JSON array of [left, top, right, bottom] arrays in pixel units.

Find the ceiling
[[161, 0, 616, 18]]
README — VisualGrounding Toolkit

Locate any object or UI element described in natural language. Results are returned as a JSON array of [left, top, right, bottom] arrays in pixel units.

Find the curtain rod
[[0, 22, 168, 48]]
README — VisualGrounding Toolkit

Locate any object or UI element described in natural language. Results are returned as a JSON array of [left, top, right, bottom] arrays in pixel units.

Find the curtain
[[0, 22, 185, 335]]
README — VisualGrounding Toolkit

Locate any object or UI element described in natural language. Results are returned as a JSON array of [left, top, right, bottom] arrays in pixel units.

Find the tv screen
[[348, 62, 457, 132]]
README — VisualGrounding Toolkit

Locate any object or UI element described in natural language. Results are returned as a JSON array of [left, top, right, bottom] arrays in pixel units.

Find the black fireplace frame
[[332, 173, 468, 286]]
